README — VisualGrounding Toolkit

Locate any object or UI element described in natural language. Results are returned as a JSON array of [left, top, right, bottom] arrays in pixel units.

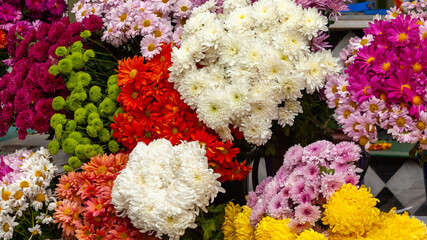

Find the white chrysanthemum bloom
[[28, 224, 42, 237], [300, 7, 328, 39], [111, 139, 224, 240], [0, 201, 11, 216], [196, 88, 233, 130], [170, 0, 339, 145], [240, 116, 273, 146], [36, 213, 54, 225]]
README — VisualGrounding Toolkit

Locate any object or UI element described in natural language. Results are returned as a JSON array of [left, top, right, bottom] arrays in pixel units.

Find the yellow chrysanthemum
[[327, 233, 375, 240], [222, 202, 243, 240], [255, 216, 296, 240], [366, 209, 427, 240], [296, 229, 326, 240], [234, 206, 255, 240], [322, 184, 380, 236]]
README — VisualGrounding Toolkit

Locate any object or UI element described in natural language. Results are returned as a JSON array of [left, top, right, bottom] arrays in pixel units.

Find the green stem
[[87, 38, 118, 61], [95, 59, 118, 65]]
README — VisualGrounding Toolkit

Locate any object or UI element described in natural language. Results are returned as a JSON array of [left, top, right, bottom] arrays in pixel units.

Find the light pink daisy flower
[[342, 111, 364, 139], [137, 12, 159, 35], [360, 96, 386, 116], [172, 25, 183, 45], [152, 0, 177, 15], [173, 0, 193, 18], [336, 102, 358, 124], [140, 34, 162, 60], [324, 74, 341, 106], [388, 108, 414, 133], [294, 202, 321, 225], [152, 21, 173, 42]]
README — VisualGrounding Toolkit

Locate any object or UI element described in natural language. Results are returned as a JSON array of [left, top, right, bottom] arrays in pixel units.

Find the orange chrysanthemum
[[53, 200, 84, 237], [0, 30, 6, 49], [116, 55, 146, 87]]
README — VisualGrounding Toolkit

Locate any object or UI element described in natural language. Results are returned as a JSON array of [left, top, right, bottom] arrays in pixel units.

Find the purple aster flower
[[16, 109, 34, 129], [82, 15, 103, 32], [332, 141, 362, 164], [0, 3, 21, 23], [47, 0, 67, 16], [28, 40, 50, 62], [0, 155, 13, 180], [17, 128, 27, 140], [311, 32, 332, 52], [14, 88, 31, 112], [283, 144, 304, 169], [36, 22, 50, 40], [294, 202, 321, 225], [255, 176, 273, 196], [25, 0, 47, 12], [247, 191, 258, 209], [302, 140, 333, 165], [320, 173, 345, 199]]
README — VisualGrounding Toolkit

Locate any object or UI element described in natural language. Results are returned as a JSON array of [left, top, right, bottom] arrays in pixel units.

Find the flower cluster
[[169, 0, 341, 146], [111, 139, 224, 240], [0, 17, 102, 140], [323, 184, 427, 239], [0, 0, 67, 31], [224, 184, 427, 239], [71, 0, 195, 59], [111, 45, 251, 182], [53, 153, 155, 240], [48, 38, 121, 171], [247, 140, 361, 233], [0, 148, 60, 240], [328, 14, 427, 148]]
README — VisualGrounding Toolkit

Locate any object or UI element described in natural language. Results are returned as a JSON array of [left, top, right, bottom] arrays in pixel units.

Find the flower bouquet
[[0, 17, 102, 140], [53, 153, 156, 239], [111, 139, 224, 239], [111, 44, 251, 182], [48, 33, 123, 171], [0, 148, 60, 240], [169, 0, 341, 149], [326, 8, 427, 152], [221, 140, 427, 239]]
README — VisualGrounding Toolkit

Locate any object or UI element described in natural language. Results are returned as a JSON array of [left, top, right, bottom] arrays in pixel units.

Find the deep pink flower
[[386, 69, 415, 101], [47, 0, 67, 16], [82, 15, 103, 32], [387, 15, 419, 46], [25, 0, 47, 12], [29, 40, 50, 62], [16, 109, 34, 129], [0, 3, 21, 23], [294, 203, 321, 225], [14, 88, 31, 112]]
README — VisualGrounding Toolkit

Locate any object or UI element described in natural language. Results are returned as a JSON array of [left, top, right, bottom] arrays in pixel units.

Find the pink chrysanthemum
[[294, 202, 321, 225]]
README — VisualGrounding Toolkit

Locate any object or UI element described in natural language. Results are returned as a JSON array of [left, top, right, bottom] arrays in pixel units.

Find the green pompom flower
[[50, 114, 67, 129], [107, 75, 118, 87], [70, 52, 85, 70], [108, 85, 120, 100], [108, 140, 120, 153], [58, 59, 73, 74], [83, 49, 95, 62], [93, 144, 104, 155], [90, 118, 103, 131], [81, 137, 91, 144], [77, 72, 92, 86], [52, 96, 66, 111], [71, 41, 83, 53], [84, 144, 97, 158], [62, 138, 78, 155], [55, 124, 63, 139], [98, 128, 111, 142], [75, 145, 86, 160], [68, 156, 82, 169], [49, 65, 60, 76], [86, 125, 98, 138], [80, 30, 92, 39], [74, 108, 87, 124], [89, 86, 102, 103], [85, 103, 98, 115], [69, 131, 83, 141], [48, 139, 60, 155], [99, 98, 117, 115], [63, 165, 74, 172], [88, 112, 100, 124], [65, 120, 77, 132], [55, 46, 68, 57]]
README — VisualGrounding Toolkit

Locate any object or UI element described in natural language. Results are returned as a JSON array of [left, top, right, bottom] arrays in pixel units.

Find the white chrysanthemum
[[278, 100, 303, 127], [170, 0, 339, 145], [222, 0, 251, 13], [300, 7, 328, 39], [111, 139, 224, 240], [196, 88, 233, 130], [240, 116, 273, 146]]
